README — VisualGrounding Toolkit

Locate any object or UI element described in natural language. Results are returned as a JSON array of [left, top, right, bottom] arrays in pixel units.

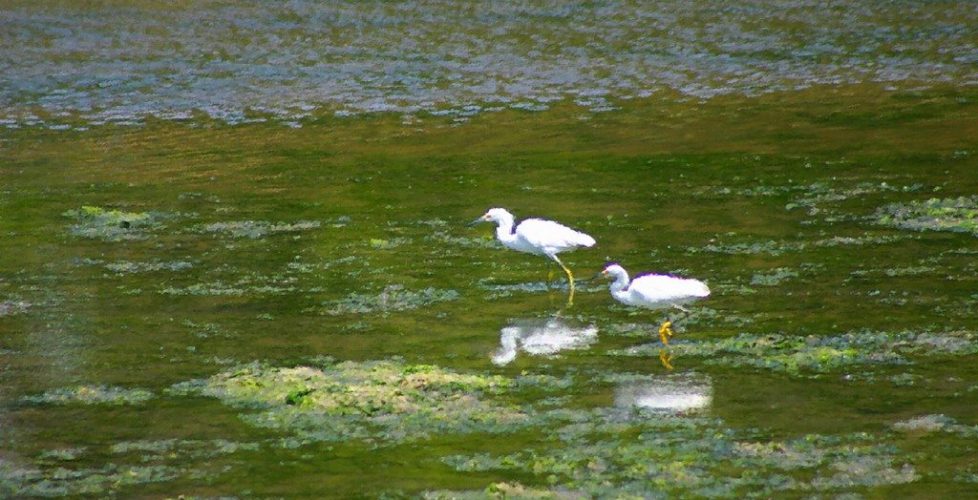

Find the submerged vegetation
[[614, 330, 978, 377], [22, 385, 154, 406], [322, 285, 461, 315], [876, 197, 978, 236]]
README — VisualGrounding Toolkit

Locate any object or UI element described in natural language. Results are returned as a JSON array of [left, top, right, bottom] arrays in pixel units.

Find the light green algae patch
[[612, 330, 978, 376], [22, 385, 154, 406], [750, 267, 799, 286], [63, 206, 168, 242], [323, 285, 460, 315], [171, 360, 532, 446], [892, 415, 978, 437], [436, 408, 916, 498], [196, 220, 321, 239], [876, 196, 978, 236], [0, 461, 177, 497]]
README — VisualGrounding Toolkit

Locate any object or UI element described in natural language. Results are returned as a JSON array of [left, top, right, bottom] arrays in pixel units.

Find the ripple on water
[[3, 1, 977, 128]]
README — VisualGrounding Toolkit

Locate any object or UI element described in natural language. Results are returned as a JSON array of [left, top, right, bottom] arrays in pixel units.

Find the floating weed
[[160, 281, 297, 296], [104, 260, 193, 274], [850, 265, 938, 279], [750, 267, 799, 286], [161, 271, 300, 296], [875, 196, 978, 236], [196, 220, 321, 239], [612, 330, 978, 377], [63, 206, 169, 242], [0, 300, 30, 317], [893, 414, 978, 437], [110, 439, 259, 460], [174, 360, 536, 446], [22, 385, 154, 406], [37, 448, 86, 462], [438, 407, 912, 497], [0, 462, 178, 497], [689, 234, 910, 256], [369, 237, 410, 249], [322, 285, 459, 315]]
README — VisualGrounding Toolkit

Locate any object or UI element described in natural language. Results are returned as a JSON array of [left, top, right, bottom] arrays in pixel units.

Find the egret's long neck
[[494, 215, 517, 245], [609, 270, 631, 295]]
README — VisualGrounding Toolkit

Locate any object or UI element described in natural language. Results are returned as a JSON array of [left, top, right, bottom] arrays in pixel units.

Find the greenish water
[[3, 1, 978, 497], [3, 87, 978, 497]]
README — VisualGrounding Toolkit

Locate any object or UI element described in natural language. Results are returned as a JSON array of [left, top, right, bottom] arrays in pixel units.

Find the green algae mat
[[3, 2, 978, 498]]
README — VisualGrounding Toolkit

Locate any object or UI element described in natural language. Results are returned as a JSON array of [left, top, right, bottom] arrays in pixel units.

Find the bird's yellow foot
[[658, 349, 674, 371], [658, 320, 674, 345]]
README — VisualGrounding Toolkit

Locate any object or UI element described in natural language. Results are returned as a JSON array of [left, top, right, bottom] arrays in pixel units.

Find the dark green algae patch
[[876, 196, 978, 236], [613, 330, 978, 377]]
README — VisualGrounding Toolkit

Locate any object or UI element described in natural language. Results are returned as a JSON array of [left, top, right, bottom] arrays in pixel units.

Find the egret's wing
[[630, 275, 710, 303], [515, 218, 596, 251]]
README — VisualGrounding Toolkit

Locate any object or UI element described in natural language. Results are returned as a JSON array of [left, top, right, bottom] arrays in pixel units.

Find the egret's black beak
[[583, 270, 607, 282], [467, 217, 486, 227]]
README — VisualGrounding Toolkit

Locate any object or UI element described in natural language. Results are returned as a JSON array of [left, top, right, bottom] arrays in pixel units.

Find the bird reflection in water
[[614, 373, 712, 413], [492, 316, 598, 366]]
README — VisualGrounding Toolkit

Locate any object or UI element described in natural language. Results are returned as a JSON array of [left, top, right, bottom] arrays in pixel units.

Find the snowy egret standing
[[469, 208, 595, 303], [601, 262, 710, 345]]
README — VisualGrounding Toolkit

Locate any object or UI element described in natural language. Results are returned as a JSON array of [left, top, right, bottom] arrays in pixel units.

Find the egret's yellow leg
[[658, 349, 674, 371], [551, 255, 576, 305], [658, 320, 674, 345]]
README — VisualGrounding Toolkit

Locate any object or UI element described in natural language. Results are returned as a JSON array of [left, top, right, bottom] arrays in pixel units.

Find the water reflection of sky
[[2, 1, 976, 128]]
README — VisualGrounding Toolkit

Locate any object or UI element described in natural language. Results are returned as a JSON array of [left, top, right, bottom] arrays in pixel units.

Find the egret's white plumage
[[471, 208, 595, 302], [601, 262, 710, 344]]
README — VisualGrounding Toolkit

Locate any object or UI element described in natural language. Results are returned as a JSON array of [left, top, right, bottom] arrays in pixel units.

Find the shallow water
[[3, 2, 978, 498]]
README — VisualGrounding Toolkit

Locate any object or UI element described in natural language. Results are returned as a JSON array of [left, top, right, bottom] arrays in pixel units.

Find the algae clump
[[174, 360, 529, 446], [63, 206, 164, 241], [876, 196, 978, 236]]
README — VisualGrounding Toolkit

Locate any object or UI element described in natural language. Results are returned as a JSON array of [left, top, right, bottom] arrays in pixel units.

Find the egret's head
[[600, 262, 626, 279], [470, 207, 513, 226]]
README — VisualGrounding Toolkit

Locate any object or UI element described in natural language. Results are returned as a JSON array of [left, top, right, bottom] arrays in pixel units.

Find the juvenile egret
[[470, 208, 595, 302], [601, 262, 710, 345]]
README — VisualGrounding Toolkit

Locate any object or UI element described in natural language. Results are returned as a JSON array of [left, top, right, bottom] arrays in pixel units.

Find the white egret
[[601, 262, 710, 345], [470, 208, 595, 302]]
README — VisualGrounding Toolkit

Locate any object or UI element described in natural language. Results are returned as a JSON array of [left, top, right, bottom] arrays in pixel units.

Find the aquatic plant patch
[[63, 206, 169, 242], [436, 408, 916, 497], [170, 360, 541, 446], [892, 414, 978, 437], [0, 461, 178, 497], [22, 385, 154, 406], [875, 196, 978, 236], [0, 438, 257, 497], [611, 330, 978, 376], [104, 260, 193, 274], [196, 220, 321, 239], [750, 267, 799, 286], [322, 285, 459, 315], [0, 300, 30, 317]]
